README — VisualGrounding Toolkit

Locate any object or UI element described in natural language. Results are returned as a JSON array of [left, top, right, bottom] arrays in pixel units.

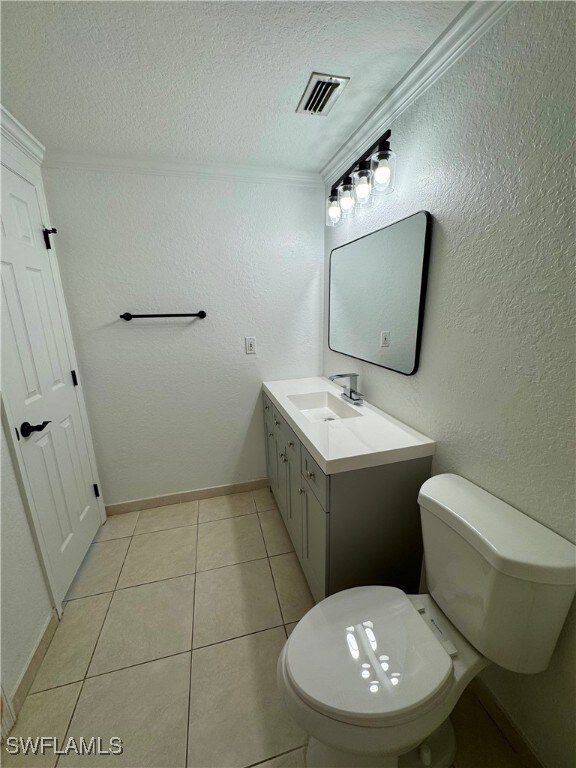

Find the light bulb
[[352, 163, 373, 207], [356, 177, 371, 200], [374, 161, 391, 186], [326, 193, 342, 227], [328, 203, 341, 221], [340, 195, 354, 212], [370, 143, 395, 194], [338, 178, 356, 216]]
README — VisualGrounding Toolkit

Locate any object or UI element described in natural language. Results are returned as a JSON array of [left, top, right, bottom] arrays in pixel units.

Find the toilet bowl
[[278, 474, 576, 768]]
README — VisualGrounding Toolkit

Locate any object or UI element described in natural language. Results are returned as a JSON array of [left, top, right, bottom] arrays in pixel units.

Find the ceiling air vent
[[296, 72, 350, 116]]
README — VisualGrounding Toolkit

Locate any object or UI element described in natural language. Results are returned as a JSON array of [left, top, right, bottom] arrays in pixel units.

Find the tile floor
[[6, 489, 532, 768]]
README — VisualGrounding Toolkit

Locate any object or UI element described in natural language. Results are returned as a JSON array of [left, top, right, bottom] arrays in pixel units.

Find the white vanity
[[262, 377, 436, 601]]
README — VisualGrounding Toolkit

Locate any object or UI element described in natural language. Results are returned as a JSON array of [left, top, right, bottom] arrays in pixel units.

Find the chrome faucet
[[329, 373, 364, 406]]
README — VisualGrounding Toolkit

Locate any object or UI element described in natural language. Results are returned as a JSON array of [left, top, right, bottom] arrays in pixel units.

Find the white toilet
[[278, 474, 576, 768]]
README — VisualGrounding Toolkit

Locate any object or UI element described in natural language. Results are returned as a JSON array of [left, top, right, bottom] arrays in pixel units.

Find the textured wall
[[43, 170, 323, 504], [1, 422, 53, 701], [324, 4, 575, 767]]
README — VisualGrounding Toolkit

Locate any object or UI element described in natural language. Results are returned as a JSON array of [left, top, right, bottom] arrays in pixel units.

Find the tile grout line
[[33, 625, 289, 695], [196, 553, 269, 573], [245, 745, 306, 768], [63, 551, 287, 605], [74, 651, 192, 685], [114, 569, 197, 592], [185, 518, 200, 768], [192, 624, 287, 652], [32, 495, 284, 762], [54, 515, 137, 768], [99, 508, 272, 543], [255, 506, 287, 626], [65, 550, 288, 603]]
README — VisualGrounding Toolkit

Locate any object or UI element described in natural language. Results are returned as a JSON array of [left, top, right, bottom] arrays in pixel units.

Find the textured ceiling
[[1, 1, 464, 172]]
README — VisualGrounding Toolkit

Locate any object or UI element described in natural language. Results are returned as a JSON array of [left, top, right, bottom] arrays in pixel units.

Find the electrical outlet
[[245, 337, 256, 354], [380, 331, 390, 348]]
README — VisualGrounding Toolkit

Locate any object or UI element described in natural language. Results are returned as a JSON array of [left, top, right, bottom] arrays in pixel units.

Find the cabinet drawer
[[301, 447, 328, 509]]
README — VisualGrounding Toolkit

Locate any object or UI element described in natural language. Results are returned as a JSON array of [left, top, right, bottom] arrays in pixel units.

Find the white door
[[1, 163, 102, 603]]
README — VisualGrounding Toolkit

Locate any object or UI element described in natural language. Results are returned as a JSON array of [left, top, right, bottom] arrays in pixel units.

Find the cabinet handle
[[274, 419, 281, 426], [306, 470, 315, 480], [297, 487, 304, 495], [264, 404, 269, 410], [268, 432, 274, 437], [288, 441, 294, 448], [280, 454, 288, 463]]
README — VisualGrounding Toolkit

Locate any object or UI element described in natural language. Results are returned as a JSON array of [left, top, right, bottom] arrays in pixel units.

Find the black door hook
[[20, 421, 51, 438]]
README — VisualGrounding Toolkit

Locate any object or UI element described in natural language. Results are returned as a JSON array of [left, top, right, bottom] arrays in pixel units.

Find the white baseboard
[[105, 478, 269, 516], [9, 609, 59, 717], [469, 679, 544, 768]]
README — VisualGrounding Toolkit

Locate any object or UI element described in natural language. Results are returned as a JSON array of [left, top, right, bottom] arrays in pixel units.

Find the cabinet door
[[285, 432, 303, 557], [274, 413, 289, 522], [262, 393, 273, 421], [301, 485, 328, 603], [264, 407, 278, 495]]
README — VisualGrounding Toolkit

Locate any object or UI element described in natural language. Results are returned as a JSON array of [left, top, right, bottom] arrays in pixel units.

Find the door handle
[[20, 421, 51, 438]]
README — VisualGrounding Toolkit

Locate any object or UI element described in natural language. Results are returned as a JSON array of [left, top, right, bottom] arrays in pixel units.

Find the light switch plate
[[245, 337, 256, 354], [380, 331, 390, 348]]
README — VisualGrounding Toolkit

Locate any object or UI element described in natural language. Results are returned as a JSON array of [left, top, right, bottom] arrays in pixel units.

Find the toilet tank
[[418, 474, 576, 674]]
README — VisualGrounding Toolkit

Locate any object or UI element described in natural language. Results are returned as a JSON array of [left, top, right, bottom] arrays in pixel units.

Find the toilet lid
[[285, 586, 453, 727]]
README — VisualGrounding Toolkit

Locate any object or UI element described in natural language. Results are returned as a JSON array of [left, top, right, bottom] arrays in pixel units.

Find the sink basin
[[287, 391, 362, 423]]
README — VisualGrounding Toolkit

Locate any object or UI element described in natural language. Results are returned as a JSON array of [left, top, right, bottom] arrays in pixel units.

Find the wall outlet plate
[[380, 331, 390, 348]]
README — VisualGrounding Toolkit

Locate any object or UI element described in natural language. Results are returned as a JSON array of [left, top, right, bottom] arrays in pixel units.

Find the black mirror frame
[[328, 210, 433, 376]]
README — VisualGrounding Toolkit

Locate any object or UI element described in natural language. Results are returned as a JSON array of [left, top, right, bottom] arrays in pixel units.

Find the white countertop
[[263, 377, 435, 474]]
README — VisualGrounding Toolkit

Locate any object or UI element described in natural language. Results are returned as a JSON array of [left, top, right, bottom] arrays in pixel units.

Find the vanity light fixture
[[325, 129, 394, 226], [326, 190, 342, 227]]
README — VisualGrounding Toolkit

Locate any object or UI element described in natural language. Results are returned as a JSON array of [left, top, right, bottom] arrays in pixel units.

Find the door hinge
[[71, 370, 79, 386], [93, 483, 100, 498], [43, 227, 57, 250]]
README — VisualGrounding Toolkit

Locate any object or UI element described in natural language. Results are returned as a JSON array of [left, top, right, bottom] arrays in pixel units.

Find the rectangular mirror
[[329, 211, 432, 375]]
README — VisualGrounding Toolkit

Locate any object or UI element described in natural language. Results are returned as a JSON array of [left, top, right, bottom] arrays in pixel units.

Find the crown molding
[[1, 106, 45, 165], [321, 0, 515, 185], [43, 151, 323, 188]]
